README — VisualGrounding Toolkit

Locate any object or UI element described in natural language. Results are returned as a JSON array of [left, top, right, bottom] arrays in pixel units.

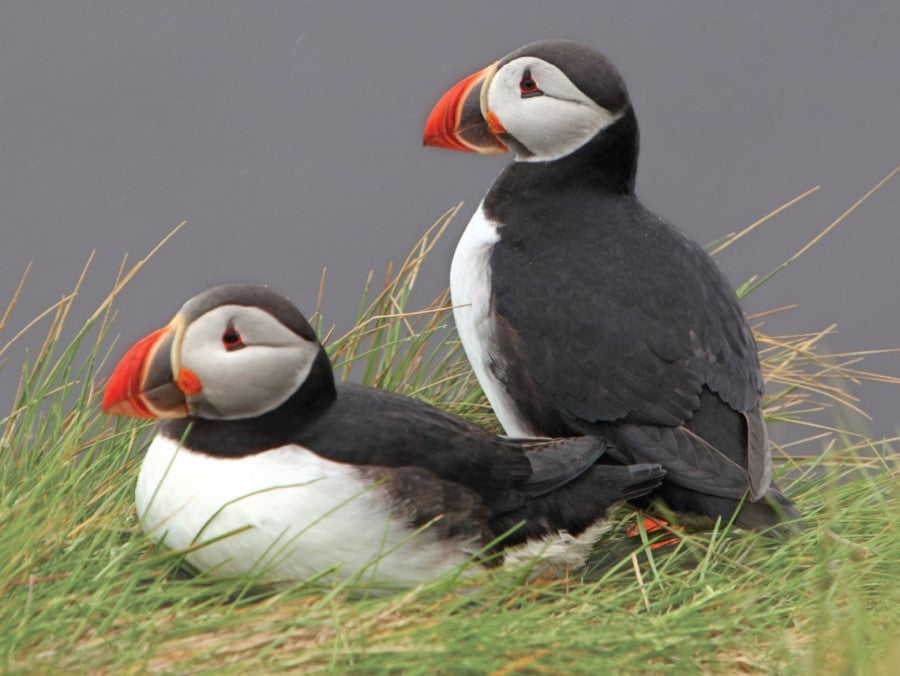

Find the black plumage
[[160, 287, 665, 549], [488, 119, 798, 532], [162, 382, 664, 548], [432, 40, 802, 534]]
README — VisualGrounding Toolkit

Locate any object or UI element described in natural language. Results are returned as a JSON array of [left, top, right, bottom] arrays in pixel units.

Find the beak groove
[[102, 324, 188, 419], [423, 63, 508, 155]]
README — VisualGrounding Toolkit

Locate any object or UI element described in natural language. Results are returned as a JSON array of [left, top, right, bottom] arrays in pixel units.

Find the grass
[[1, 171, 898, 673]]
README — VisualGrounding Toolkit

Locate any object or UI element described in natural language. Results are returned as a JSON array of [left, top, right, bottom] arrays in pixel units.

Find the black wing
[[518, 435, 608, 497], [489, 193, 768, 497], [296, 384, 620, 514], [358, 465, 495, 550], [163, 380, 666, 543], [358, 436, 640, 554], [490, 462, 666, 545], [161, 380, 620, 516]]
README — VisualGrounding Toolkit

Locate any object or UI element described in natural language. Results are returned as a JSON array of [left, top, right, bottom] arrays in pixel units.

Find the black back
[[483, 111, 770, 504]]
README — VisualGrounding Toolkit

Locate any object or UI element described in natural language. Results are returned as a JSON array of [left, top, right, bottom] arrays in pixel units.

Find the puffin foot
[[626, 516, 682, 549]]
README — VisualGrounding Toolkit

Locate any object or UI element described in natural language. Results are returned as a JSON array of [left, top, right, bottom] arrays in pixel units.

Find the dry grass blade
[[757, 325, 900, 428], [739, 166, 898, 297], [0, 262, 32, 337], [88, 221, 186, 324], [710, 185, 820, 255], [330, 203, 460, 347], [0, 292, 76, 361]]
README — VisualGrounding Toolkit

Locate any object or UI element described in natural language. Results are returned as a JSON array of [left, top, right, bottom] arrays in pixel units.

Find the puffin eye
[[222, 327, 245, 351], [519, 70, 543, 98]]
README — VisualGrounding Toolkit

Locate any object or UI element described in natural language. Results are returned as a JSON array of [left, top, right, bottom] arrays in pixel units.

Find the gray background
[[1, 1, 897, 441]]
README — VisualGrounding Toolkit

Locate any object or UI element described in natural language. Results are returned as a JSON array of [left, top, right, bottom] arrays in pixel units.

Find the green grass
[[1, 174, 898, 672]]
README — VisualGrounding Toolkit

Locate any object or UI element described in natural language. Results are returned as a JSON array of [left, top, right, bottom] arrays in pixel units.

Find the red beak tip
[[423, 133, 455, 150], [101, 379, 125, 415]]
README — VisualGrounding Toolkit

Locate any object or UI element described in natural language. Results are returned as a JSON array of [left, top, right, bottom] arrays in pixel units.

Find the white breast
[[450, 203, 538, 437], [135, 435, 479, 588]]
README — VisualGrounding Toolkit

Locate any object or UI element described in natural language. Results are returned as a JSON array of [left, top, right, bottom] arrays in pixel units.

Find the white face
[[177, 305, 320, 420], [485, 56, 622, 162]]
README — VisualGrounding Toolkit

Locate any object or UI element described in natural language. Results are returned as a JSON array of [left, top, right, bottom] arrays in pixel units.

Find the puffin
[[102, 284, 665, 587], [423, 39, 801, 534]]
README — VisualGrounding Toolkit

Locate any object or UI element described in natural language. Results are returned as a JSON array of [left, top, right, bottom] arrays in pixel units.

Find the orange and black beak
[[102, 317, 197, 419], [423, 62, 508, 154]]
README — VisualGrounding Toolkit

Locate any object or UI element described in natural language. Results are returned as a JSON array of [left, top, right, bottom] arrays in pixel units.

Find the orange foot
[[626, 517, 682, 549]]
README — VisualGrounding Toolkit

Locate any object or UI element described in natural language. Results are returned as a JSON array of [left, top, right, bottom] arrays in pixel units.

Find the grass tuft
[[0, 173, 897, 671]]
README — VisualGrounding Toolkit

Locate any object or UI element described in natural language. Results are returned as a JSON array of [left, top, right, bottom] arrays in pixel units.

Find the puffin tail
[[592, 462, 668, 503], [490, 461, 665, 547]]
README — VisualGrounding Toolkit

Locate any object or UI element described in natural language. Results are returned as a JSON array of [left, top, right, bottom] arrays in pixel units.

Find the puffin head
[[102, 284, 330, 421], [424, 39, 632, 162]]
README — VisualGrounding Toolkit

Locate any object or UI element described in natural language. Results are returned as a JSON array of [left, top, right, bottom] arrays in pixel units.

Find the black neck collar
[[160, 348, 337, 457], [487, 107, 639, 205]]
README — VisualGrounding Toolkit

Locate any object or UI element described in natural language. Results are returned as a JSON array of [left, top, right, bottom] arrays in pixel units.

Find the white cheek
[[187, 345, 314, 419], [503, 98, 619, 162], [487, 58, 622, 162], [179, 305, 320, 419]]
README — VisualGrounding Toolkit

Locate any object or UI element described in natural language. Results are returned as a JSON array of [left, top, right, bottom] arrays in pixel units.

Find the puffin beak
[[102, 317, 192, 419], [423, 62, 508, 154]]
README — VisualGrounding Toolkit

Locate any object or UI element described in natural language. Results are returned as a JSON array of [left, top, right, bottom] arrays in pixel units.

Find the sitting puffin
[[102, 284, 665, 587], [423, 39, 801, 534]]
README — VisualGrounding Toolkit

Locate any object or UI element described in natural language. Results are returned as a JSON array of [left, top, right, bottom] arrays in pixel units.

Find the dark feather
[[359, 465, 494, 550], [163, 382, 662, 545], [485, 139, 770, 508], [520, 435, 609, 497], [491, 462, 665, 545], [474, 110, 790, 529]]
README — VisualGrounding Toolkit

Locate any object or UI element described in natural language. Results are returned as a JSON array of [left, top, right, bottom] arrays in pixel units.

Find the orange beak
[[102, 324, 192, 419], [423, 63, 508, 154]]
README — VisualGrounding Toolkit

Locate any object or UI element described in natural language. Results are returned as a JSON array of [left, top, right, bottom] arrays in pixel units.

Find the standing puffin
[[102, 284, 665, 587], [423, 39, 801, 534]]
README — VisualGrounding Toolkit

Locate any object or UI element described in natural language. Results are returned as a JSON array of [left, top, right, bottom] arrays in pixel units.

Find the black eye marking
[[222, 326, 245, 351], [519, 69, 543, 98]]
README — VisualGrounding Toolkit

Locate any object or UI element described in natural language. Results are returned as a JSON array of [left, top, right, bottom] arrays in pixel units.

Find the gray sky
[[1, 1, 897, 440]]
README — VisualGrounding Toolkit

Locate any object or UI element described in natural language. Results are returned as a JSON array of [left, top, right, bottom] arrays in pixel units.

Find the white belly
[[450, 203, 537, 437], [135, 435, 477, 587]]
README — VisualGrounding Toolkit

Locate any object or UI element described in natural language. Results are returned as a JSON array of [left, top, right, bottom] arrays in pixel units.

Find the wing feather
[[489, 194, 767, 494]]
